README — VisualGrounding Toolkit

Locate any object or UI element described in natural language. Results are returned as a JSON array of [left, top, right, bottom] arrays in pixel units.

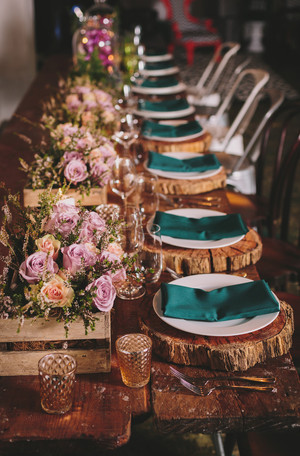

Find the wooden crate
[[23, 186, 107, 207], [0, 312, 111, 376]]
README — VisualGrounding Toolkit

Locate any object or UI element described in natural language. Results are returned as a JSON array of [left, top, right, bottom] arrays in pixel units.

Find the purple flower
[[90, 160, 110, 186], [19, 251, 58, 284], [61, 243, 98, 275], [86, 274, 116, 312], [64, 159, 88, 183], [99, 250, 126, 283], [79, 211, 106, 244], [44, 200, 81, 239], [63, 151, 83, 163]]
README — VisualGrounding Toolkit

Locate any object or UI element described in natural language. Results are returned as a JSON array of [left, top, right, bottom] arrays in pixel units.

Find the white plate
[[153, 274, 280, 336], [140, 66, 180, 77], [142, 53, 173, 62], [145, 152, 221, 180], [134, 106, 195, 120], [132, 82, 187, 95], [142, 129, 204, 142], [159, 208, 245, 249]]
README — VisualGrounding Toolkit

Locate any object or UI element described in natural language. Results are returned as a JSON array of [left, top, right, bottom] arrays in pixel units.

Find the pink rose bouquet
[[0, 190, 128, 335]]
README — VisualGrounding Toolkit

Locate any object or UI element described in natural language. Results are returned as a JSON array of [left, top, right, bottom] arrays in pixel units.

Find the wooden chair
[[160, 0, 221, 65]]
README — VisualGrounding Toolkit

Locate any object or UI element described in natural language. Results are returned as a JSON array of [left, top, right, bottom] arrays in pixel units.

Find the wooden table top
[[0, 55, 299, 451]]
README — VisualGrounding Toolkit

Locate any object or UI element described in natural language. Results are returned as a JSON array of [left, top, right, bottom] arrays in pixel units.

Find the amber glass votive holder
[[116, 333, 152, 388], [38, 353, 77, 414]]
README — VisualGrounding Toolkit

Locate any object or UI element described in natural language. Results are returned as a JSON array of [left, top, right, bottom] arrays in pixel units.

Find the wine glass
[[137, 224, 162, 285], [110, 156, 137, 214], [115, 217, 145, 300], [112, 113, 140, 154], [136, 172, 159, 225]]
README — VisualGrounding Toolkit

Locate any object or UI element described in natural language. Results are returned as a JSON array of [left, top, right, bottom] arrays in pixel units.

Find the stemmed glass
[[116, 216, 145, 300], [110, 155, 137, 215], [112, 113, 140, 155], [137, 224, 163, 285]]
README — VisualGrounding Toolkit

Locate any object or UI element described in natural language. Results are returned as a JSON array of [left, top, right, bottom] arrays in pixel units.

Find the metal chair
[[186, 42, 242, 108], [160, 0, 221, 65]]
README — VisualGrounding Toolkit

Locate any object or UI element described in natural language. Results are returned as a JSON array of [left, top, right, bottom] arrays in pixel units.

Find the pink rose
[[63, 151, 83, 163], [35, 234, 61, 260], [107, 242, 124, 257], [19, 251, 58, 284], [64, 159, 88, 183], [86, 274, 116, 312], [99, 250, 126, 283], [39, 275, 74, 308], [65, 94, 80, 110], [44, 200, 81, 239], [90, 160, 110, 186], [61, 243, 98, 275], [79, 211, 106, 244]]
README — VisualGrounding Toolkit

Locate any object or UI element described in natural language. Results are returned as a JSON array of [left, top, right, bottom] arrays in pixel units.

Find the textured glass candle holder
[[38, 353, 77, 414], [116, 334, 152, 388]]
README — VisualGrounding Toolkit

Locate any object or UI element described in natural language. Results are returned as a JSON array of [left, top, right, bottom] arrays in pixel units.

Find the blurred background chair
[[187, 41, 242, 108], [160, 0, 221, 65], [227, 101, 300, 292]]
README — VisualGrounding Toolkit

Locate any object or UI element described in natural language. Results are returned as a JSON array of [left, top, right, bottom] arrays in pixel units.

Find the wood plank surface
[[151, 354, 300, 434]]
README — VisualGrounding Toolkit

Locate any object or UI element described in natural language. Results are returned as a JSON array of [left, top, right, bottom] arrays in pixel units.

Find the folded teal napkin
[[145, 60, 175, 70], [161, 280, 280, 322], [147, 151, 220, 172], [142, 120, 203, 138], [138, 99, 190, 112], [138, 76, 179, 88], [153, 211, 248, 240]]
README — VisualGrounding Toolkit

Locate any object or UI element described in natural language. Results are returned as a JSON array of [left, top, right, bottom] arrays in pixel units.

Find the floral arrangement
[[0, 188, 128, 334], [20, 120, 117, 194]]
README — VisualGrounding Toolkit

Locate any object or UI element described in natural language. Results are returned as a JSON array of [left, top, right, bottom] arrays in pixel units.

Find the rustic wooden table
[[0, 55, 299, 454]]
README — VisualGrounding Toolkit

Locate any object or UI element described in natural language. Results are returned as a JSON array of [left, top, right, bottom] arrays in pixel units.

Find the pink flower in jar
[[64, 159, 88, 183], [85, 274, 116, 312], [19, 251, 59, 284]]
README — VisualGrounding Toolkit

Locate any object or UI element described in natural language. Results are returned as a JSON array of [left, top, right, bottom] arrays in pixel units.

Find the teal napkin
[[145, 60, 175, 70], [161, 280, 280, 322], [147, 151, 220, 172], [138, 76, 179, 88], [142, 120, 203, 138], [153, 211, 248, 240], [138, 99, 190, 112]]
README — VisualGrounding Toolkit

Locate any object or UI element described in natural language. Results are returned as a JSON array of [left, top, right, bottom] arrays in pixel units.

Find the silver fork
[[179, 378, 275, 397], [170, 366, 276, 385]]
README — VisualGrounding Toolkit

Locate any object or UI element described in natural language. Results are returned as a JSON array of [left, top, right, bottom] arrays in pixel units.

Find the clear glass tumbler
[[38, 353, 77, 414], [116, 333, 152, 388]]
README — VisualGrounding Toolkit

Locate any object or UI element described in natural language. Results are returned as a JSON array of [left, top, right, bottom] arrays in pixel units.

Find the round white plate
[[140, 66, 180, 77], [142, 53, 173, 62], [132, 82, 187, 95], [145, 152, 221, 180], [153, 274, 280, 336], [134, 106, 195, 120], [159, 208, 245, 249], [142, 129, 204, 142]]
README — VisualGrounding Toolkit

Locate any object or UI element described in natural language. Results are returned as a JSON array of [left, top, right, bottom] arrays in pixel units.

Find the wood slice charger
[[139, 296, 294, 372]]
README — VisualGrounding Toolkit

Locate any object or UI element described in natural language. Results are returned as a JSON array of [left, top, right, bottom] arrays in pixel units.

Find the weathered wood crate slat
[[0, 311, 111, 376], [23, 186, 107, 207]]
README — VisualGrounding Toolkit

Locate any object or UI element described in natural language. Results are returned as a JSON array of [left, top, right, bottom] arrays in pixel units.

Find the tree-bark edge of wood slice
[[156, 168, 227, 195], [140, 131, 212, 154], [139, 300, 294, 372], [157, 228, 263, 275]]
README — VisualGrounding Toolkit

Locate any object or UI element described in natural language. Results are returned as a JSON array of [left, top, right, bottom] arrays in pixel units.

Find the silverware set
[[158, 193, 221, 208], [170, 366, 276, 397]]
